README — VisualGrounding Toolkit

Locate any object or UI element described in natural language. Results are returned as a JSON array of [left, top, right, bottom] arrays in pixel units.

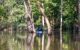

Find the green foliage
[[0, 0, 78, 50], [0, 5, 5, 16]]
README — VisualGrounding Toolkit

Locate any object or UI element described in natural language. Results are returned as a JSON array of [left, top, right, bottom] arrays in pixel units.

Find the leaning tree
[[24, 0, 36, 50], [37, 0, 51, 50]]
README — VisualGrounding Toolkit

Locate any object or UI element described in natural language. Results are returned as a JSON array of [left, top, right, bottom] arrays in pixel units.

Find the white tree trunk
[[42, 15, 45, 50], [37, 1, 51, 50], [24, 0, 36, 50], [60, 0, 63, 50]]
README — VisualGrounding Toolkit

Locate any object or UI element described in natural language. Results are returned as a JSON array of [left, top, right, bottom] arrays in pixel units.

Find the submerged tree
[[23, 0, 36, 50], [60, 0, 63, 50], [37, 0, 51, 50]]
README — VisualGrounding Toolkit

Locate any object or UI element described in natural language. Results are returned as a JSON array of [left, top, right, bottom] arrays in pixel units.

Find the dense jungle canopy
[[0, 0, 80, 50]]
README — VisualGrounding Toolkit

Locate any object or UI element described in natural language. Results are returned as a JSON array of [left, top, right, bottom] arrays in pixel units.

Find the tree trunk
[[23, 0, 36, 50], [42, 16, 45, 50], [60, 0, 63, 50], [37, 1, 51, 50]]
